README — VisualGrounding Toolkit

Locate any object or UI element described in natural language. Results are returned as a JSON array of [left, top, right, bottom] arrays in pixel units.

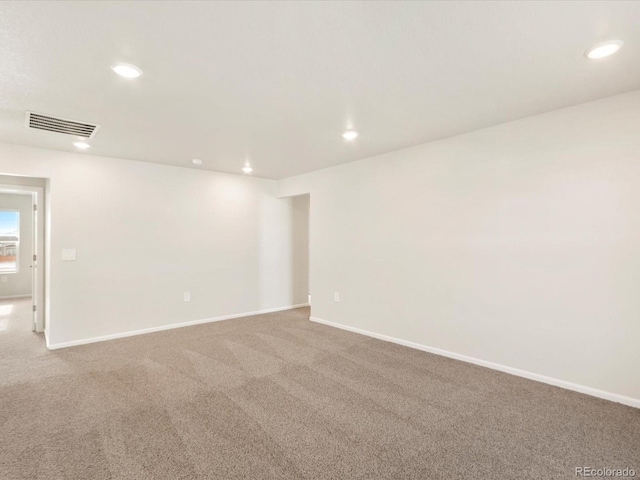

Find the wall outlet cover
[[62, 249, 76, 261]]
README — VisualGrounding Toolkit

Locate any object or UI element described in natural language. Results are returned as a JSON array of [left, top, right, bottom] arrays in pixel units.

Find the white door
[[31, 188, 44, 332]]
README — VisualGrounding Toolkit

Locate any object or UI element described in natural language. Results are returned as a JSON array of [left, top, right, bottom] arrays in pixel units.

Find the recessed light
[[242, 166, 253, 174], [585, 40, 623, 59], [342, 130, 359, 140], [111, 63, 143, 78], [73, 141, 90, 149], [192, 159, 203, 165]]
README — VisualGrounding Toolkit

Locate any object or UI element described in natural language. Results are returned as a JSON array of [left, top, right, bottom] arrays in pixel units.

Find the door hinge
[[33, 305, 37, 312], [33, 204, 37, 211], [33, 254, 37, 262]]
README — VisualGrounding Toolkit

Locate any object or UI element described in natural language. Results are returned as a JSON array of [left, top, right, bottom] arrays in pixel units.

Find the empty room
[[0, 1, 638, 479]]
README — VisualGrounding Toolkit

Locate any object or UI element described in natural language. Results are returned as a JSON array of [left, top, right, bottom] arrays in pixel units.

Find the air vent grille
[[26, 112, 100, 138]]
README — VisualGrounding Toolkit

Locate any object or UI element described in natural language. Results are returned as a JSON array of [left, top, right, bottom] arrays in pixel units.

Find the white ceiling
[[0, 1, 639, 179]]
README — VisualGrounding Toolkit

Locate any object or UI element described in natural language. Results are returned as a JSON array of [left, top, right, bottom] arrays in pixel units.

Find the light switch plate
[[62, 249, 76, 261]]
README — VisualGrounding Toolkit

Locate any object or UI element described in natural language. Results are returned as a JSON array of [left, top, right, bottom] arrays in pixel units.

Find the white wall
[[0, 143, 300, 346], [277, 90, 640, 404], [291, 194, 310, 305], [0, 192, 32, 297]]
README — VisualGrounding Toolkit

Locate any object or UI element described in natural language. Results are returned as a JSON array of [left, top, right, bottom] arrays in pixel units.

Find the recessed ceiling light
[[585, 40, 623, 59], [192, 159, 203, 165], [342, 130, 359, 140], [111, 63, 143, 78], [73, 141, 90, 149], [242, 166, 253, 174]]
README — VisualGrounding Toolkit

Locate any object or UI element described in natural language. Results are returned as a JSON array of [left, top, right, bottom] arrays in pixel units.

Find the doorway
[[291, 194, 310, 306], [0, 184, 45, 333]]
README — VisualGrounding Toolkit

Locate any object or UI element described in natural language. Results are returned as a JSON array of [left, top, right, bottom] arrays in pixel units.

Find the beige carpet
[[0, 298, 638, 479]]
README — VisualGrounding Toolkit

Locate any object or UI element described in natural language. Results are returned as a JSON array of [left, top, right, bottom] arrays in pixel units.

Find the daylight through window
[[0, 211, 19, 274]]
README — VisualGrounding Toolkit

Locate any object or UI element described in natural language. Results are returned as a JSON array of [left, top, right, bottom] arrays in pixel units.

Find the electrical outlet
[[183, 292, 191, 302], [334, 292, 340, 302]]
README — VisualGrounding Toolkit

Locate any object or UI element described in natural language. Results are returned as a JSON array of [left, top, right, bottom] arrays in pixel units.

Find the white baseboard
[[0, 294, 31, 300], [310, 316, 640, 410], [46, 303, 310, 350]]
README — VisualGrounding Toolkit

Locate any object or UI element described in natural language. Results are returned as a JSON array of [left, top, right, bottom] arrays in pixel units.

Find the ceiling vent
[[25, 111, 100, 138]]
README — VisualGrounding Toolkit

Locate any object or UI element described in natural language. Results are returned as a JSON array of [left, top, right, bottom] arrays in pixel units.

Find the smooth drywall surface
[[0, 192, 32, 297], [277, 89, 640, 402], [291, 194, 310, 305], [0, 143, 298, 345]]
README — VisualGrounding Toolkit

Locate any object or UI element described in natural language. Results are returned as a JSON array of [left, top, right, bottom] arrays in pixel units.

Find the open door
[[0, 183, 45, 333], [31, 188, 45, 332]]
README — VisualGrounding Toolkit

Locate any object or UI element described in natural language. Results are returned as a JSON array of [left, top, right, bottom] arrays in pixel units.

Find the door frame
[[0, 184, 46, 332]]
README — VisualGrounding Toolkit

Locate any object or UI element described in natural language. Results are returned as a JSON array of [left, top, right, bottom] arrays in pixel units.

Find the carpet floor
[[0, 298, 638, 479]]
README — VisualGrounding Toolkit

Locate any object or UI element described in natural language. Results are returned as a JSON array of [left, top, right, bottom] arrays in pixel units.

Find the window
[[0, 211, 19, 274]]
